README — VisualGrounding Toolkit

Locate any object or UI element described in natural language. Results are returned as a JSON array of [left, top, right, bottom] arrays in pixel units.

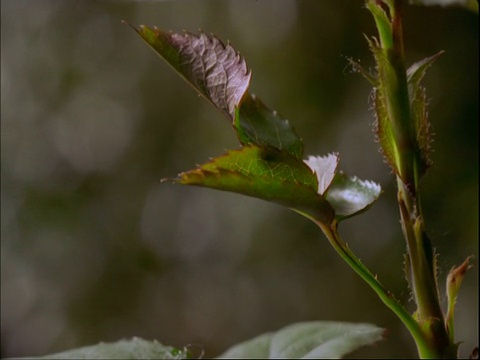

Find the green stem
[[397, 180, 453, 358], [314, 220, 438, 358], [368, 1, 453, 356], [397, 181, 440, 321]]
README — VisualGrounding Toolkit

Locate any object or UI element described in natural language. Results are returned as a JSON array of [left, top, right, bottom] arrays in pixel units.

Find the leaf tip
[[122, 20, 139, 32], [160, 177, 179, 184]]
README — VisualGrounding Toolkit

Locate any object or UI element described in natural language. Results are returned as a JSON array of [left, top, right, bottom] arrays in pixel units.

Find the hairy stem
[[368, 0, 454, 357], [398, 180, 453, 358]]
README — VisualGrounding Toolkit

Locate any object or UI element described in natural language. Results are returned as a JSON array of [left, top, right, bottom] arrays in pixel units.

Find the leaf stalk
[[315, 220, 438, 358]]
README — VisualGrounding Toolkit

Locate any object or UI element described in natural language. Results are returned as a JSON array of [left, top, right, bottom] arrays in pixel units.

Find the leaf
[[126, 23, 304, 158], [365, 0, 393, 50], [303, 153, 339, 195], [235, 93, 304, 158], [30, 338, 188, 359], [217, 321, 385, 359], [325, 172, 382, 221], [406, 52, 443, 175], [125, 23, 251, 118], [445, 256, 474, 340], [407, 51, 444, 87], [128, 23, 379, 224], [372, 87, 401, 177], [410, 0, 478, 12], [347, 53, 377, 86], [361, 37, 403, 179], [165, 145, 335, 224]]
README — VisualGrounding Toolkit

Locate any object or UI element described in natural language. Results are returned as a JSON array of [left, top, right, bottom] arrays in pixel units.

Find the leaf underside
[[32, 338, 187, 360], [28, 323, 384, 359], [304, 153, 339, 195], [325, 172, 382, 220], [217, 321, 385, 359], [168, 145, 335, 224]]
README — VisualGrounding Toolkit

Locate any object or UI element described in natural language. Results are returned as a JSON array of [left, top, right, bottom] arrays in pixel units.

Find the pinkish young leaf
[[126, 23, 251, 118]]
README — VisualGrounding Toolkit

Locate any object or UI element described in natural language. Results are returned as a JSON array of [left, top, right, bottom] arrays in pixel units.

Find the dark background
[[1, 1, 478, 358]]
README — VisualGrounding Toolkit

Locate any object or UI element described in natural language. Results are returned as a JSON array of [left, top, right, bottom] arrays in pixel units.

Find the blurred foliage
[[1, 1, 477, 359]]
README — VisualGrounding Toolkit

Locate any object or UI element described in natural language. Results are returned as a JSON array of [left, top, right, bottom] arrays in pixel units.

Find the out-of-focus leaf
[[165, 145, 335, 224], [325, 172, 382, 221], [31, 338, 188, 359], [411, 0, 478, 12], [235, 93, 304, 158], [217, 321, 385, 359], [126, 23, 251, 118]]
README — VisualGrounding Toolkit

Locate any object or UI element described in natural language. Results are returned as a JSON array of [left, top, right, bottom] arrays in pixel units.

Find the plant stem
[[391, 1, 451, 357], [397, 180, 452, 358], [315, 220, 438, 358], [367, 0, 454, 357]]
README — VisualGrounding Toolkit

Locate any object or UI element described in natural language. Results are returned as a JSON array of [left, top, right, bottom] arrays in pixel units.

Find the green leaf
[[372, 86, 402, 177], [366, 0, 393, 50], [217, 321, 385, 359], [359, 37, 402, 178], [125, 23, 251, 119], [325, 172, 382, 221], [235, 93, 304, 158], [166, 145, 335, 224], [30, 338, 188, 359], [407, 51, 444, 87]]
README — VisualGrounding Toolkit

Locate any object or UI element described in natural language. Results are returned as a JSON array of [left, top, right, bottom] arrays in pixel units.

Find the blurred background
[[1, 1, 477, 358]]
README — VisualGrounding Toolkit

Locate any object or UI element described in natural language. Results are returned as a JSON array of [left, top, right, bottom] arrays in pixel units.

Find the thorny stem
[[391, 1, 451, 357], [370, 0, 454, 357], [397, 181, 452, 358]]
